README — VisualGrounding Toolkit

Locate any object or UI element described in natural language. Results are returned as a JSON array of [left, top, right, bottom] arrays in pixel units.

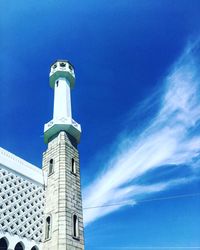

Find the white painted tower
[[42, 60, 84, 250], [44, 60, 81, 144]]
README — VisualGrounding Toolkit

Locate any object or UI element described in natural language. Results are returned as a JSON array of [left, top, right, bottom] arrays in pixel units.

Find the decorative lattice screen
[[0, 166, 44, 243]]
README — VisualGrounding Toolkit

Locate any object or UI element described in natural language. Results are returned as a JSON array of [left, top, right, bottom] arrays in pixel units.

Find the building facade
[[0, 147, 44, 250], [0, 60, 85, 250]]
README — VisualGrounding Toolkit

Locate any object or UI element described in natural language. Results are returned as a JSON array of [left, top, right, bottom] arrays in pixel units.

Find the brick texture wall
[[42, 131, 84, 250]]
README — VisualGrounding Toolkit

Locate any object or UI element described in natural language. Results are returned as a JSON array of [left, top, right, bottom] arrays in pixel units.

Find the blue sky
[[1, 0, 200, 249]]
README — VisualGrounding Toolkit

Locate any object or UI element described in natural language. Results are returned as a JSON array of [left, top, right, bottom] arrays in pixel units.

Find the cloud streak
[[83, 40, 200, 226]]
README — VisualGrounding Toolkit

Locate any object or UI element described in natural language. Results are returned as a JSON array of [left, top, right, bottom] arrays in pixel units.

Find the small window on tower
[[45, 216, 51, 240], [60, 62, 66, 67], [72, 214, 79, 239], [48, 159, 54, 176], [71, 158, 76, 175]]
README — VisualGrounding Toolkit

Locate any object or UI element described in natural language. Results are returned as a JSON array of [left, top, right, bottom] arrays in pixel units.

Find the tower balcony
[[44, 117, 81, 144], [50, 60, 75, 89]]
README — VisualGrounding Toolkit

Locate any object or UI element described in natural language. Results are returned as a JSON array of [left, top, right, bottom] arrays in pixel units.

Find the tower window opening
[[72, 214, 79, 238], [71, 158, 76, 174], [45, 216, 51, 240], [49, 159, 54, 176], [60, 62, 66, 67], [56, 80, 59, 87]]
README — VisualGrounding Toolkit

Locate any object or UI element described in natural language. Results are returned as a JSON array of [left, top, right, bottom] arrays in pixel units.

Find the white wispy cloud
[[83, 40, 200, 226]]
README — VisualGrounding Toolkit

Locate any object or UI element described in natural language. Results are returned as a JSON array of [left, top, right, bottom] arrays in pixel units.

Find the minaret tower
[[42, 60, 84, 250]]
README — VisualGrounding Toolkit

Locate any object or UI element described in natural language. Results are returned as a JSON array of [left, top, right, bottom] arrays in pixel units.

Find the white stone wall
[[0, 147, 43, 185], [0, 147, 45, 249], [42, 131, 84, 250]]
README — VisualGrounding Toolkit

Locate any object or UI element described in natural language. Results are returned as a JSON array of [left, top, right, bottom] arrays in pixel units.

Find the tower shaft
[[42, 132, 84, 250], [53, 78, 72, 120], [42, 60, 84, 250]]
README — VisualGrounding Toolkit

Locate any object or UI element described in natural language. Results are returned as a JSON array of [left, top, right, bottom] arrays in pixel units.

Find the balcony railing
[[45, 117, 81, 131]]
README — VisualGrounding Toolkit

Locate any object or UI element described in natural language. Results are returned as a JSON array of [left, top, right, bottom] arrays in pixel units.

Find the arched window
[[45, 216, 51, 240], [49, 159, 54, 175], [53, 64, 57, 69], [71, 158, 76, 174], [31, 246, 39, 250], [0, 237, 8, 250], [14, 242, 24, 250], [60, 62, 66, 67], [72, 214, 79, 238]]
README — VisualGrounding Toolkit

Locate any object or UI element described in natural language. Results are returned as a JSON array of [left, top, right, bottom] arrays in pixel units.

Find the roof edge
[[0, 147, 43, 185]]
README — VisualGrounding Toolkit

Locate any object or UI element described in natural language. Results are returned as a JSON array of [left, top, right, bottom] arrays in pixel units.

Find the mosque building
[[0, 60, 85, 250]]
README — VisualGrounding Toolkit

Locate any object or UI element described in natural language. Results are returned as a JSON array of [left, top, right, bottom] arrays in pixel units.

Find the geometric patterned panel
[[0, 166, 45, 243]]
